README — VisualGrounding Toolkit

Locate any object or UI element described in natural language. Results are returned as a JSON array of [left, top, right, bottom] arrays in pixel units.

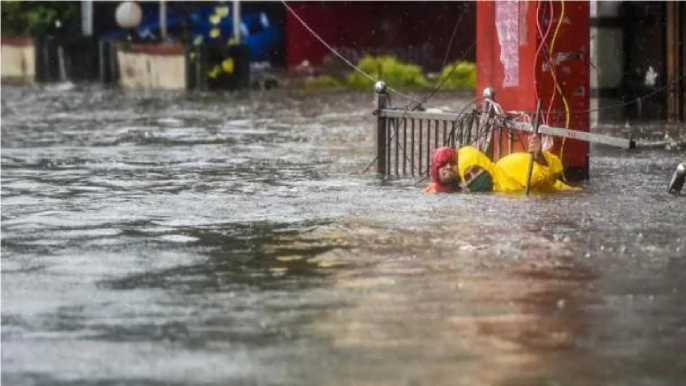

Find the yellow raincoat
[[457, 146, 578, 193]]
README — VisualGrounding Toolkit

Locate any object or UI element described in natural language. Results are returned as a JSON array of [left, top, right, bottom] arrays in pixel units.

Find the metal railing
[[374, 85, 499, 177], [376, 108, 480, 177]]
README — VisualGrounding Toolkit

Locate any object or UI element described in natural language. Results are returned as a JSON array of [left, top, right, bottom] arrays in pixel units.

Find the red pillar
[[476, 0, 590, 179]]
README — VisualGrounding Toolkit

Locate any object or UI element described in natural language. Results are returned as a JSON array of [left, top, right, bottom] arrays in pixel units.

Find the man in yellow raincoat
[[424, 135, 578, 194]]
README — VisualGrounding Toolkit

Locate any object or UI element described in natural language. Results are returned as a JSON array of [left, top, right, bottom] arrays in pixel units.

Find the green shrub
[[1, 1, 78, 36], [304, 75, 344, 89], [346, 55, 431, 90], [435, 61, 476, 90]]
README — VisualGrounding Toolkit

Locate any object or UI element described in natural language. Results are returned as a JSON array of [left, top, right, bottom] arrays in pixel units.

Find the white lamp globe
[[116, 2, 143, 29]]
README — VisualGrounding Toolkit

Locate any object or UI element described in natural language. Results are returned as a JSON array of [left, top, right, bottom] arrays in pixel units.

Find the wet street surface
[[2, 84, 685, 386]]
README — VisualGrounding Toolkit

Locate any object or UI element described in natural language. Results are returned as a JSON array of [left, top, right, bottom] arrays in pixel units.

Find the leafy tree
[[1, 1, 78, 37]]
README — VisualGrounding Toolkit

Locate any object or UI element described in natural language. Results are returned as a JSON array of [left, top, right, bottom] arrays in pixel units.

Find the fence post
[[375, 81, 388, 175], [193, 45, 207, 91], [109, 41, 119, 84], [479, 87, 496, 158]]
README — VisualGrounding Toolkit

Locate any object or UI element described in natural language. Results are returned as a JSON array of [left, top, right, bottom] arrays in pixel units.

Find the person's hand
[[528, 134, 548, 166], [528, 134, 542, 154]]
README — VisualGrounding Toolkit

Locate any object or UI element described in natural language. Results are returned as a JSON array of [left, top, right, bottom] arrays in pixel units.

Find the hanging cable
[[533, 1, 557, 152], [390, 7, 473, 169], [545, 0, 570, 131], [281, 0, 425, 106], [359, 4, 477, 174], [410, 42, 476, 111], [579, 76, 686, 113], [547, 0, 570, 180], [505, 73, 686, 116], [532, 0, 570, 181], [283, 0, 479, 177], [534, 0, 554, 125], [406, 8, 468, 111]]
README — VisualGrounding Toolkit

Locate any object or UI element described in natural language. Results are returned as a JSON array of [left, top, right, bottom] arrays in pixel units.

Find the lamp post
[[233, 1, 241, 44], [115, 1, 143, 41], [160, 1, 168, 41], [81, 1, 93, 37]]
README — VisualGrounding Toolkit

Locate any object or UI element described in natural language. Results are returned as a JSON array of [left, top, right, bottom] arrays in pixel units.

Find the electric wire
[[284, 0, 524, 180], [384, 9, 473, 175], [535, 0, 554, 125], [287, 0, 679, 182], [405, 8, 466, 111], [533, 0, 571, 180], [548, 0, 570, 180], [360, 8, 475, 175], [281, 0, 441, 176], [512, 73, 686, 115], [410, 42, 476, 112], [281, 0, 425, 107]]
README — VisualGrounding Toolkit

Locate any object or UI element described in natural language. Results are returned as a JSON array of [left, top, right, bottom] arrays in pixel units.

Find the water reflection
[[2, 84, 685, 385], [105, 221, 342, 293], [293, 218, 598, 385]]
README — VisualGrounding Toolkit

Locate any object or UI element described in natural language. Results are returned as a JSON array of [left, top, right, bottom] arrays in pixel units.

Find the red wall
[[477, 0, 589, 173], [285, 2, 476, 71]]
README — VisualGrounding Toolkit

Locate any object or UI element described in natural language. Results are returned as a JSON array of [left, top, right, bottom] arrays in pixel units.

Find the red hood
[[430, 147, 458, 193]]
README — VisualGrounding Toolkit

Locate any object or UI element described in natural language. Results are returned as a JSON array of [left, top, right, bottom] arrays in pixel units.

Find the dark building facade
[[285, 2, 476, 72], [591, 1, 685, 124]]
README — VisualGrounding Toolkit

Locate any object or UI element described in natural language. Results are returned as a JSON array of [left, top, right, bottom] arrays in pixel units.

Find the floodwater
[[2, 83, 685, 386]]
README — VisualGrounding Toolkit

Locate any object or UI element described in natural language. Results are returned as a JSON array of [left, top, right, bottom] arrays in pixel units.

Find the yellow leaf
[[189, 52, 196, 61], [210, 28, 220, 39], [193, 35, 204, 46], [227, 37, 238, 46], [221, 58, 234, 74], [207, 66, 221, 79], [209, 14, 221, 25], [216, 6, 229, 17]]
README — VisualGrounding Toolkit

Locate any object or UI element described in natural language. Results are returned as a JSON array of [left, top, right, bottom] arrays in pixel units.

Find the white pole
[[81, 1, 93, 36], [233, 0, 241, 44], [160, 1, 168, 40]]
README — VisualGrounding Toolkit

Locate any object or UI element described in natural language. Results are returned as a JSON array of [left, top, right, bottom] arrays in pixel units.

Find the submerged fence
[[374, 88, 498, 177], [376, 108, 478, 177]]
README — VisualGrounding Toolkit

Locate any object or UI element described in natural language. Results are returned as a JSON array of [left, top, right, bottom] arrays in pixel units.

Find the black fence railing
[[375, 90, 497, 177], [376, 109, 481, 177]]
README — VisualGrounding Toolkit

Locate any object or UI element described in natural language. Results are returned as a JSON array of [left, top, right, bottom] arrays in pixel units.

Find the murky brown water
[[2, 83, 685, 386]]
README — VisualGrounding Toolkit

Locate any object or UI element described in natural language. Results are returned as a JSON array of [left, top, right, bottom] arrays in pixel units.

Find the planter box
[[115, 42, 250, 91], [116, 43, 186, 90], [1, 37, 35, 82]]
